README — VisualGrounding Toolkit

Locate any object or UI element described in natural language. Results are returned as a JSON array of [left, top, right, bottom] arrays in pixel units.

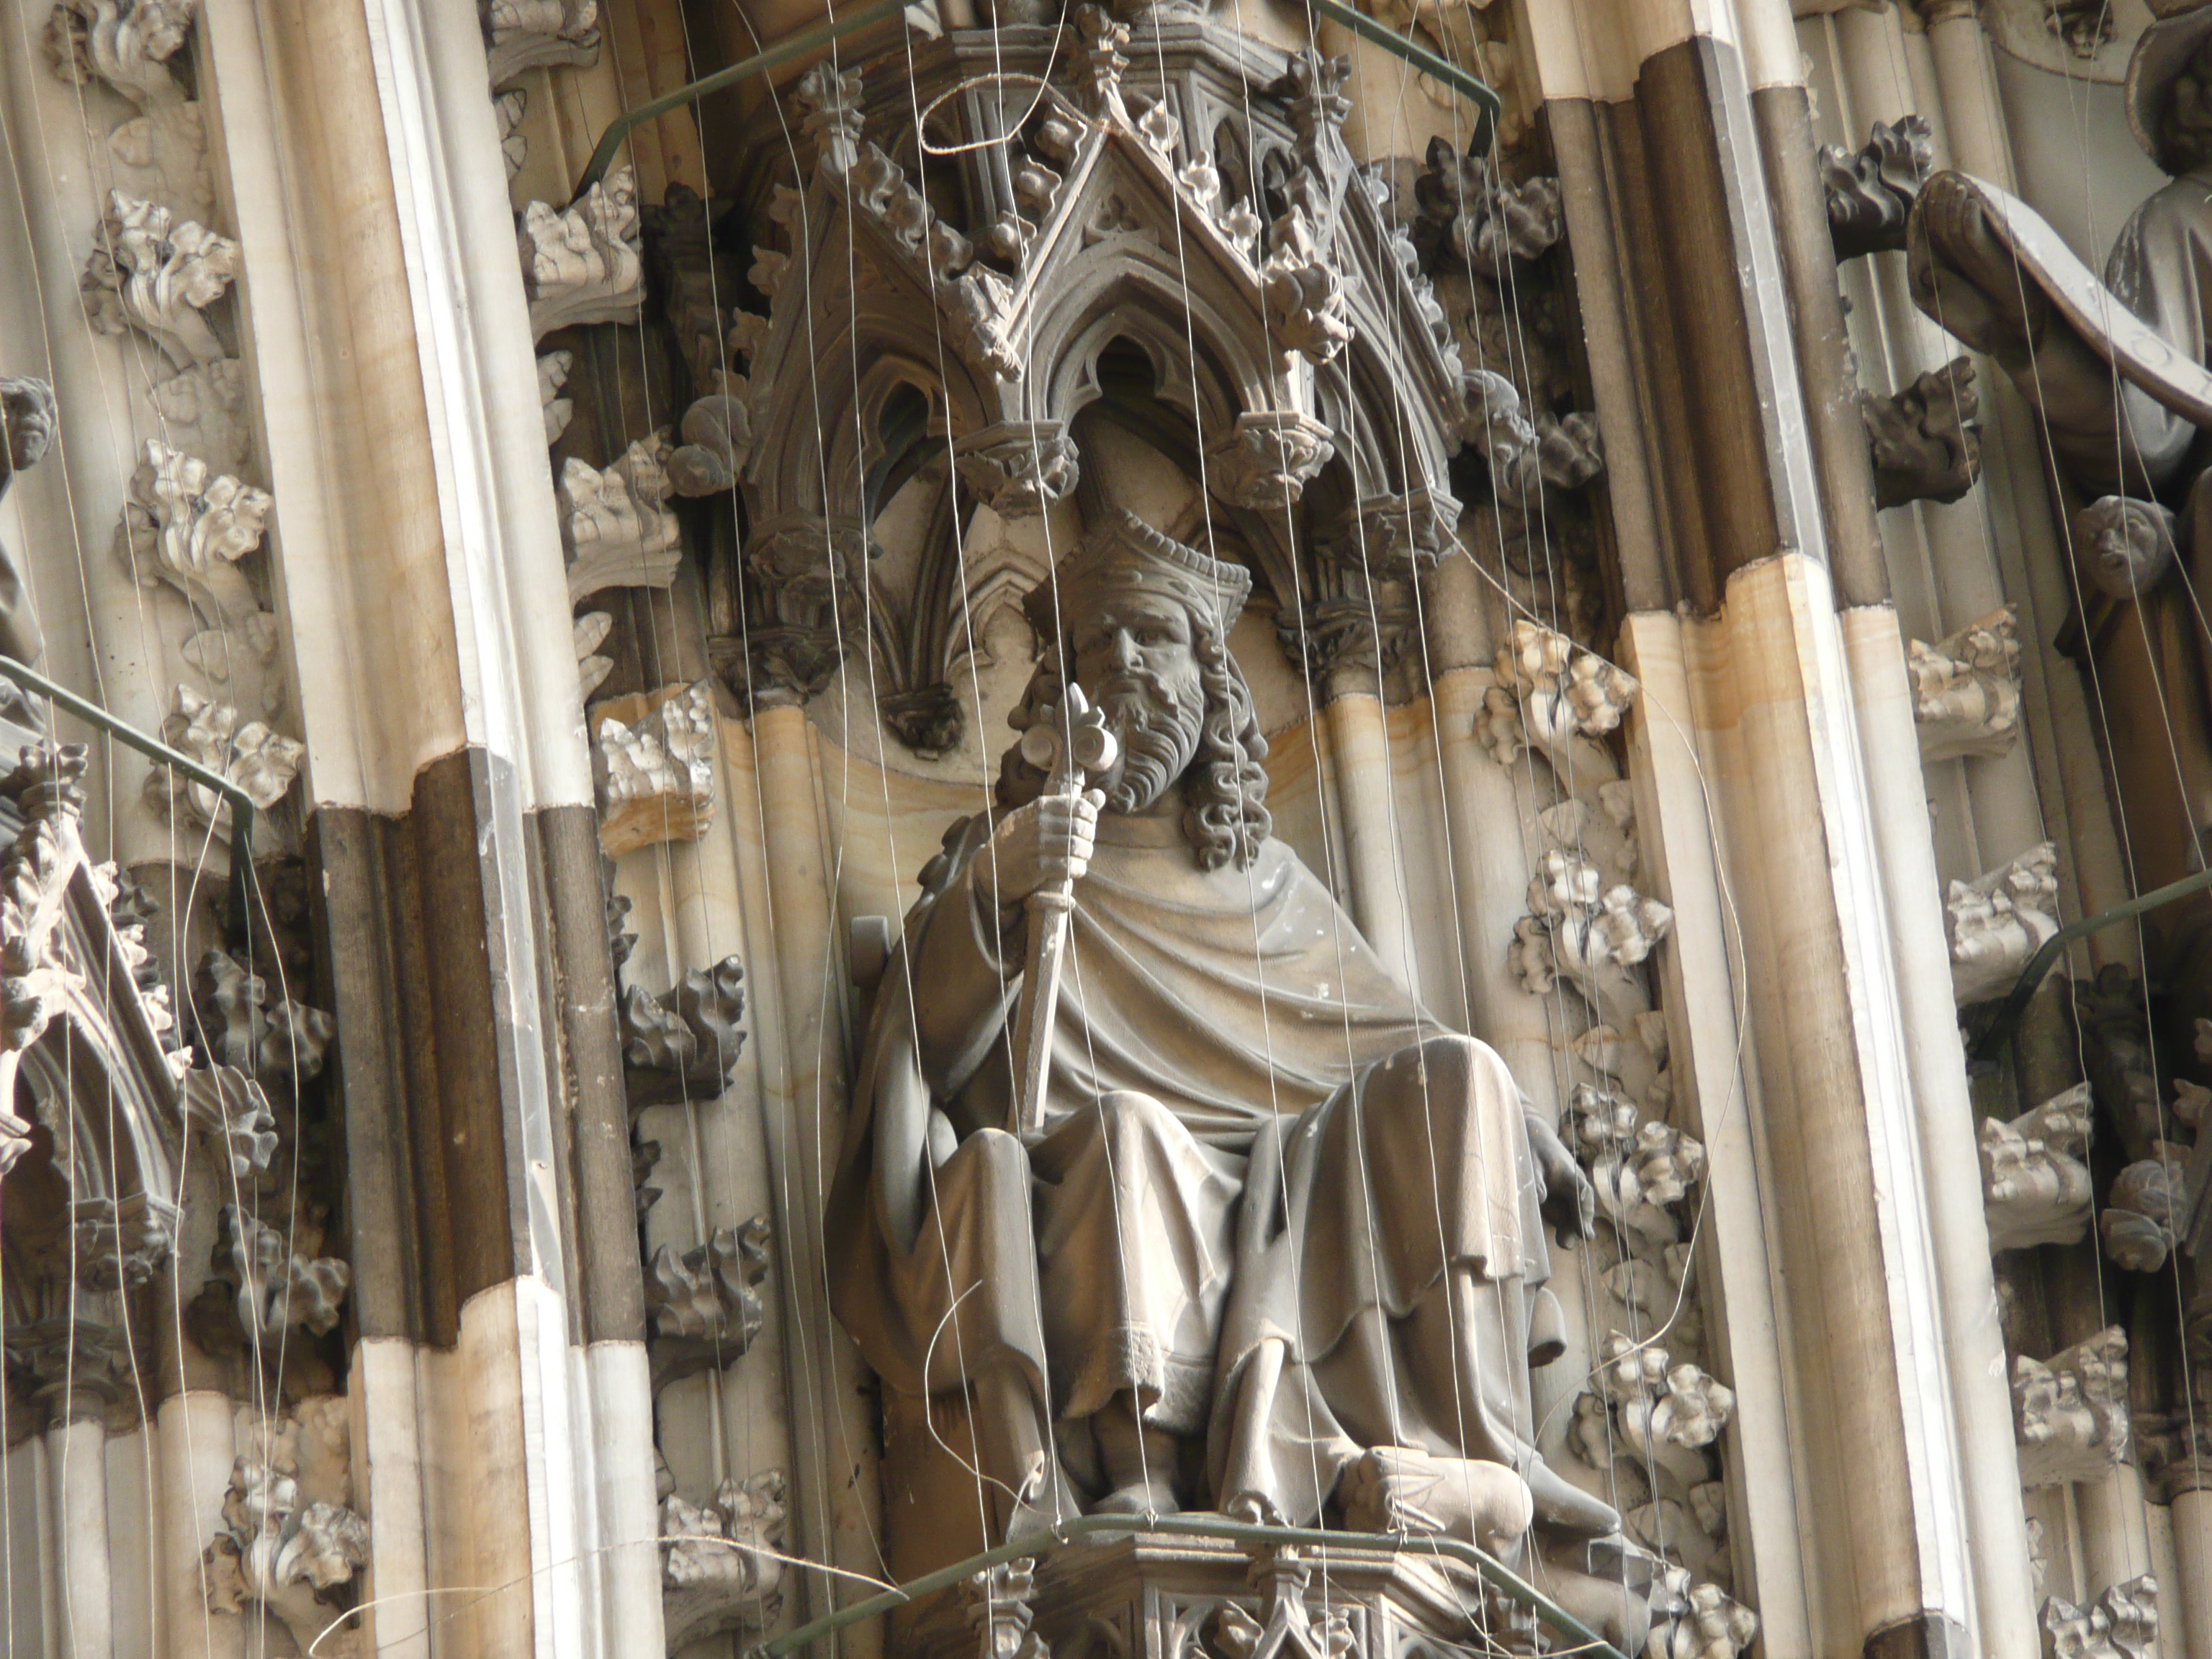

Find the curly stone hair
[[997, 617, 1272, 871]]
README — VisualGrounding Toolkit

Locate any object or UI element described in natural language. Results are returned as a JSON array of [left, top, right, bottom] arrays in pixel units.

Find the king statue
[[828, 508, 1621, 1586]]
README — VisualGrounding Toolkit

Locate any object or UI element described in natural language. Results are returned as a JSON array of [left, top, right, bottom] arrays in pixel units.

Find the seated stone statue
[[828, 509, 1619, 1583]]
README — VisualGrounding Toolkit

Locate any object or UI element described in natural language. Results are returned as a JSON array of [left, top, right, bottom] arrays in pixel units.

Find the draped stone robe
[[827, 806, 1555, 1574]]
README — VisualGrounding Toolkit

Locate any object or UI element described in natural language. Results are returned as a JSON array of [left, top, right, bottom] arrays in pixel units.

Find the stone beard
[[827, 513, 1617, 1588]]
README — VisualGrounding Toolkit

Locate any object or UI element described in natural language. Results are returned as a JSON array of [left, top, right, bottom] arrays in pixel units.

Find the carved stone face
[[1067, 590, 1207, 814], [0, 379, 54, 485]]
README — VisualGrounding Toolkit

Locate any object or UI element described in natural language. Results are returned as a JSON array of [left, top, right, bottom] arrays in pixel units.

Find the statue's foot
[[1524, 1459, 1622, 1539], [1339, 1447, 1534, 1555], [1092, 1479, 1181, 1519]]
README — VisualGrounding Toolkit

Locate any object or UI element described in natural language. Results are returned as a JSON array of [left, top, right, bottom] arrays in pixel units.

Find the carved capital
[[520, 166, 642, 338], [1946, 840, 2058, 1005], [4, 1316, 134, 1426], [953, 421, 1079, 518], [595, 681, 716, 858], [1320, 485, 1460, 579], [881, 683, 964, 759], [2015, 1326, 2128, 1488], [713, 513, 872, 709], [1821, 115, 1933, 261], [1204, 411, 1334, 510], [71, 1192, 179, 1290]]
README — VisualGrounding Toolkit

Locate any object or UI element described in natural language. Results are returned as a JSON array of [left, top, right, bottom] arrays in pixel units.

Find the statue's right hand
[[974, 788, 1104, 910]]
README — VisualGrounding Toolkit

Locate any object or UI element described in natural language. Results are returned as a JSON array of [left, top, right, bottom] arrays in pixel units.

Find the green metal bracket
[[570, 0, 908, 203], [1967, 866, 2212, 1062], [1306, 0, 1499, 156], [743, 1511, 1628, 1659], [0, 656, 260, 947], [567, 0, 1498, 204]]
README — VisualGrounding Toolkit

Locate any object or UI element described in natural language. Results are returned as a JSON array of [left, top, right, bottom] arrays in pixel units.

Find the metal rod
[[567, 0, 1501, 204], [1305, 0, 1499, 155], [569, 0, 909, 202], [0, 655, 259, 945], [744, 1511, 1627, 1659], [1967, 866, 2212, 1060]]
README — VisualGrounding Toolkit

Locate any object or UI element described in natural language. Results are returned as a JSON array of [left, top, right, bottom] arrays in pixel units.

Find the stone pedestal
[[891, 1532, 1617, 1659]]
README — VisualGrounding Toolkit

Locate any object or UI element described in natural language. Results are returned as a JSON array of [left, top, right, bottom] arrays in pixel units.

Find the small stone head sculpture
[[2076, 495, 2179, 601], [0, 377, 55, 495]]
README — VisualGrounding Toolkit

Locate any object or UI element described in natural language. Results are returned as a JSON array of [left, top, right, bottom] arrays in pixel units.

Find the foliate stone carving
[[560, 434, 681, 603], [539, 348, 573, 445], [2138, 1415, 2212, 1501], [2015, 1326, 2129, 1488], [2076, 963, 2165, 1154], [2041, 1575, 2159, 1659], [143, 356, 248, 479], [497, 89, 528, 181], [2077, 496, 2180, 602], [180, 1064, 281, 1177], [881, 684, 963, 760], [647, 1218, 770, 1387], [47, 0, 196, 105], [3, 1318, 134, 1424], [1910, 605, 2020, 762], [953, 422, 1080, 517], [151, 685, 304, 838], [1414, 137, 1565, 277], [83, 192, 238, 367], [666, 393, 751, 498], [194, 948, 336, 1090], [1485, 620, 1640, 769], [1261, 202, 1352, 364], [484, 0, 599, 87], [595, 681, 716, 857], [1203, 411, 1334, 509], [1565, 1089, 1707, 1247], [1514, 850, 1675, 1010], [2103, 1150, 2188, 1273], [216, 1205, 350, 1342], [574, 609, 613, 701], [0, 747, 91, 1120], [204, 1450, 371, 1658], [1862, 356, 1982, 511], [71, 1192, 179, 1290], [1821, 115, 1933, 261], [622, 953, 745, 1109], [715, 514, 871, 709], [519, 166, 642, 338], [1946, 841, 2059, 1005], [966, 1557, 1050, 1659], [1982, 1082, 2095, 1252], [1324, 486, 1460, 579], [121, 439, 271, 624], [662, 1470, 788, 1648], [792, 59, 866, 173], [1647, 1578, 1761, 1659]]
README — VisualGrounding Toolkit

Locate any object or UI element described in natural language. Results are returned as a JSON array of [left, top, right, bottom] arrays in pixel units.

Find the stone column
[[2176, 1488, 2212, 1659], [1526, 4, 1981, 1651]]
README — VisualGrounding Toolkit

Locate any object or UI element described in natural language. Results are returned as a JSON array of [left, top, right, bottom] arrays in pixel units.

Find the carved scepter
[[1007, 683, 1118, 1139]]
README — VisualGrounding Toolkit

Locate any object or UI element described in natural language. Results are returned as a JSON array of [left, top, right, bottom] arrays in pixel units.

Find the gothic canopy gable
[[739, 10, 1475, 531]]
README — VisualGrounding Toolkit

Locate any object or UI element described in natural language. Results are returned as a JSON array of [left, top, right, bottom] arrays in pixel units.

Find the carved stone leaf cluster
[[1910, 604, 2020, 763], [2013, 1326, 2129, 1488], [560, 433, 681, 603], [83, 192, 237, 367], [2041, 1575, 2158, 1659], [622, 952, 746, 1110], [1945, 840, 2059, 1006], [1862, 356, 1982, 511], [662, 1469, 788, 1647], [595, 680, 717, 857], [520, 165, 643, 338], [204, 1401, 371, 1657], [1981, 1083, 2094, 1253], [485, 0, 600, 88], [1822, 115, 1934, 261]]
